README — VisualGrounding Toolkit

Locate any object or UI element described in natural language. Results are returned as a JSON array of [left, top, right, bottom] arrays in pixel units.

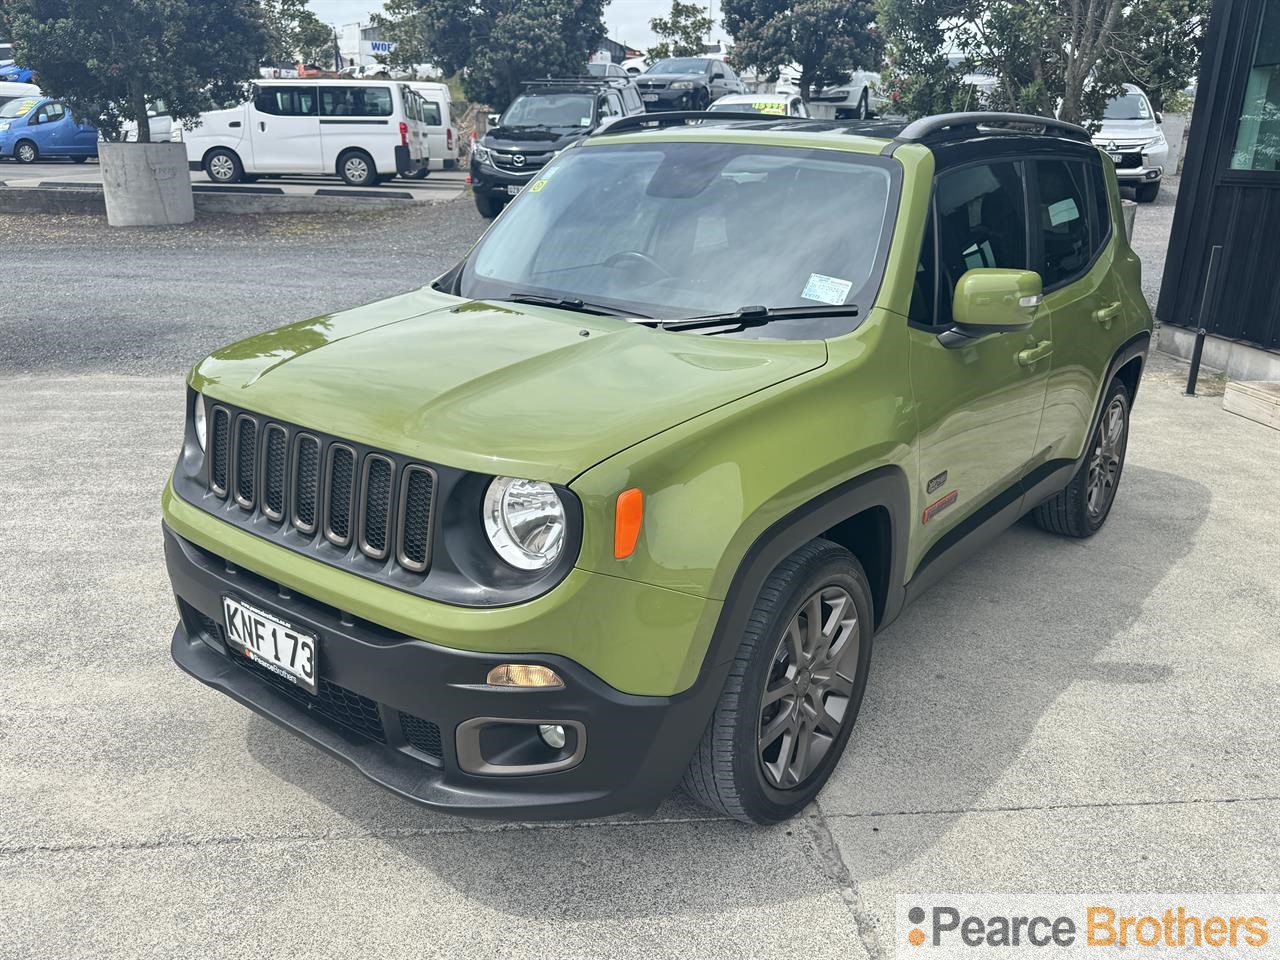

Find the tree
[[1096, 0, 1211, 111], [723, 0, 881, 103], [372, 0, 605, 109], [4, 0, 266, 141], [262, 0, 334, 66], [648, 0, 713, 61]]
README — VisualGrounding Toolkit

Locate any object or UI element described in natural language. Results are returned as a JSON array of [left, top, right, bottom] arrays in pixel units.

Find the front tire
[[1033, 378, 1131, 538], [204, 148, 243, 184], [682, 539, 874, 824], [1135, 180, 1161, 203], [14, 139, 37, 164], [473, 190, 503, 219], [856, 89, 870, 120]]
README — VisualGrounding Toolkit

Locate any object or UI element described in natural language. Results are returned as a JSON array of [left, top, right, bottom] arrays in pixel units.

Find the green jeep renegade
[[164, 110, 1152, 824]]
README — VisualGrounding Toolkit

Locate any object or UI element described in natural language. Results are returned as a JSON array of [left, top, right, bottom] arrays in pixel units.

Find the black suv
[[470, 77, 645, 218], [636, 57, 745, 111]]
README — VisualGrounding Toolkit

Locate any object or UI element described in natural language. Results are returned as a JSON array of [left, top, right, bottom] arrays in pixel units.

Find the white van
[[184, 79, 429, 187], [0, 81, 41, 111], [405, 81, 457, 170]]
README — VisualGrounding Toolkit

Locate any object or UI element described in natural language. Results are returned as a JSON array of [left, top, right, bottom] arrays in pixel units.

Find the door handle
[[259, 121, 266, 132], [229, 120, 241, 128], [1017, 340, 1054, 367], [1093, 302, 1122, 329]]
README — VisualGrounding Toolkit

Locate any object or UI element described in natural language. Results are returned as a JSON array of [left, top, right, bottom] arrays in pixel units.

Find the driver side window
[[913, 161, 1029, 328]]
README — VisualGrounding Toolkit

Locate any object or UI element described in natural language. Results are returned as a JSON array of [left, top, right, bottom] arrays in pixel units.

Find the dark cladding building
[[1160, 0, 1280, 376]]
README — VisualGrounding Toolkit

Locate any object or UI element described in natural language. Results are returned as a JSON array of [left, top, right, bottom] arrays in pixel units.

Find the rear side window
[[925, 161, 1029, 327], [1087, 161, 1113, 251], [320, 86, 393, 118], [1035, 160, 1091, 288], [621, 87, 642, 113], [422, 99, 442, 125], [254, 86, 318, 117]]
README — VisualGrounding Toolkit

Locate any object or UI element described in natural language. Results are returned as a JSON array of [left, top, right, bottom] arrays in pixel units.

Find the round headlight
[[193, 393, 207, 452], [483, 477, 566, 571]]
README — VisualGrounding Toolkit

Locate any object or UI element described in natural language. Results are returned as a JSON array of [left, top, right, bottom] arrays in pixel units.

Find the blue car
[[0, 96, 99, 163]]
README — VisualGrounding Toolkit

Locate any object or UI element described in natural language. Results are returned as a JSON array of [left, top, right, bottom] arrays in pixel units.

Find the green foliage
[[1095, 0, 1211, 112], [261, 0, 334, 65], [723, 0, 881, 100], [373, 0, 605, 109], [4, 0, 267, 140], [647, 0, 714, 61]]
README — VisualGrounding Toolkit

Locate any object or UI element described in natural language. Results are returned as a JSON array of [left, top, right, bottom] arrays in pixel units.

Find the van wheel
[[681, 539, 874, 824], [474, 191, 502, 219], [406, 167, 429, 180], [338, 150, 377, 186], [14, 140, 38, 164], [1135, 181, 1161, 203], [205, 148, 243, 184], [1032, 378, 1131, 538], [856, 89, 870, 120], [71, 155, 89, 164]]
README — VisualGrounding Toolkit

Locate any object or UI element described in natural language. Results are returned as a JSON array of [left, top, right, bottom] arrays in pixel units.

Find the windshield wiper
[[658, 303, 859, 333], [498, 293, 653, 320]]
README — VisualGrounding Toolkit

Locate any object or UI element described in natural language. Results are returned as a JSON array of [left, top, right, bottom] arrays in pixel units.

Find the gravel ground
[[0, 199, 486, 375]]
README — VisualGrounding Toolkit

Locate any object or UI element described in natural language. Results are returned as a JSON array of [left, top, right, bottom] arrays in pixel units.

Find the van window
[[320, 86, 393, 118], [1035, 160, 1091, 288], [422, 99, 442, 125], [254, 86, 318, 116]]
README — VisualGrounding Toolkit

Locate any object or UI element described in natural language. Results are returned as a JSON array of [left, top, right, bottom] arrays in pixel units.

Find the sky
[[303, 0, 725, 55]]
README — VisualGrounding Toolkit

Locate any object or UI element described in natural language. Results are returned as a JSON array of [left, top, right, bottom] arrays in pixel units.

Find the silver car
[[1092, 83, 1169, 202]]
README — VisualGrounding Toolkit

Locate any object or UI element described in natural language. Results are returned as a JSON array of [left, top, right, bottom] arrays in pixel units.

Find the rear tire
[[204, 147, 243, 184], [681, 539, 874, 824], [473, 190, 502, 219], [1032, 378, 1131, 538], [406, 167, 429, 180], [337, 149, 377, 186], [70, 155, 89, 164], [1135, 181, 1161, 203], [14, 139, 37, 164]]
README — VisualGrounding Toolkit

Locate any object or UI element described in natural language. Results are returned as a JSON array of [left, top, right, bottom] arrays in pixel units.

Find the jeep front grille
[[204, 404, 437, 578]]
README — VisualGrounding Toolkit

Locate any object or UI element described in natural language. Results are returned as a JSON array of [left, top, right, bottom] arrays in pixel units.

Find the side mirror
[[945, 268, 1042, 343], [1155, 111, 1163, 124], [487, 112, 500, 128]]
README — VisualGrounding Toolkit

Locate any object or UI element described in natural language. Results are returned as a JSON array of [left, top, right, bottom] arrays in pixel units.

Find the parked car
[[469, 76, 644, 218], [1089, 83, 1168, 202], [184, 79, 430, 187], [165, 109, 1151, 825], [620, 56, 648, 76], [709, 92, 809, 117], [121, 101, 182, 142], [586, 62, 630, 79], [0, 80, 41, 112], [636, 57, 745, 111], [0, 96, 98, 163], [776, 66, 886, 119], [405, 80, 457, 170]]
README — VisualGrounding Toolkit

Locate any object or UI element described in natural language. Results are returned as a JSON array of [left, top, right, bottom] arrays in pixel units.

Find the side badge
[[926, 470, 948, 495], [922, 490, 958, 524]]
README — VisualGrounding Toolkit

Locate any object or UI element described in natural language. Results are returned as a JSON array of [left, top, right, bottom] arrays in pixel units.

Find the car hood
[[1093, 119, 1160, 141], [483, 126, 585, 150], [191, 287, 827, 483], [641, 72, 704, 83]]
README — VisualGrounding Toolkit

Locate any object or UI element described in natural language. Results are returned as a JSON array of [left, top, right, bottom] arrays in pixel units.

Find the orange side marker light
[[614, 488, 644, 559]]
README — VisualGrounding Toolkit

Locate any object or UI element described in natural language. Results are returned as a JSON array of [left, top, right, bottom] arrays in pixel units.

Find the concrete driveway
[[2, 197, 1279, 959]]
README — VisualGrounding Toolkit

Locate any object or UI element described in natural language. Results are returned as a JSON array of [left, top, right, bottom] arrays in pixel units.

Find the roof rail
[[592, 110, 813, 137], [522, 75, 635, 89], [895, 112, 1090, 144]]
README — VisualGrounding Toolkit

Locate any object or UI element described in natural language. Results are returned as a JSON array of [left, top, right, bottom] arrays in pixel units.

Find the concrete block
[[1223, 380, 1280, 430], [99, 141, 195, 226]]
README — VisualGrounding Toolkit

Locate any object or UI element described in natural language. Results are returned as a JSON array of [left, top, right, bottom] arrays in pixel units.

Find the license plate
[[506, 185, 522, 196], [642, 94, 659, 102], [1108, 152, 1124, 162], [222, 595, 318, 694]]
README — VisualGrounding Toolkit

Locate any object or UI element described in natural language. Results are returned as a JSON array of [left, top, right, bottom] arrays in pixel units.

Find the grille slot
[[210, 406, 231, 497], [359, 454, 395, 560], [292, 434, 320, 534], [399, 712, 443, 757], [262, 424, 288, 521], [234, 415, 258, 509], [325, 444, 356, 547], [397, 466, 436, 572]]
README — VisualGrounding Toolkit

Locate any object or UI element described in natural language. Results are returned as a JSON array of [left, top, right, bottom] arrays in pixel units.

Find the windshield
[[648, 58, 709, 75], [709, 100, 785, 115], [1103, 93, 1152, 120], [586, 63, 611, 77], [501, 93, 594, 129], [459, 141, 896, 334], [0, 97, 37, 118]]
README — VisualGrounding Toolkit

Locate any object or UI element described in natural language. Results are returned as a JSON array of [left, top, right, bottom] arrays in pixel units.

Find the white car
[[775, 67, 885, 119], [404, 80, 457, 170], [184, 79, 430, 187], [1090, 83, 1168, 202], [121, 102, 182, 142], [621, 57, 648, 77], [709, 93, 809, 118]]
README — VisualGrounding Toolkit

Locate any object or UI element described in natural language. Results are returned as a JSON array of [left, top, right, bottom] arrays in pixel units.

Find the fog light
[[486, 663, 564, 688], [538, 724, 567, 749]]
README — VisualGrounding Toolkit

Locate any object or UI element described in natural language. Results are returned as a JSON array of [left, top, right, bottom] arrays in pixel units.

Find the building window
[[1231, 0, 1280, 169]]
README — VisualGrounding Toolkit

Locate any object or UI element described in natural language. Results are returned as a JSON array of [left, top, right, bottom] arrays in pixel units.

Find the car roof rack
[[895, 112, 1090, 144], [591, 110, 815, 137], [522, 76, 635, 89]]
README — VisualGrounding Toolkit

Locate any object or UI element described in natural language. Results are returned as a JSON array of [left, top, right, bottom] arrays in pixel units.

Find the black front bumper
[[165, 525, 711, 819], [469, 160, 538, 199]]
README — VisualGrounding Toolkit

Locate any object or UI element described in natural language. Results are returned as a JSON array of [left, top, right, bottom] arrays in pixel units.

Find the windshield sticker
[[529, 179, 549, 193], [753, 101, 785, 115], [1048, 198, 1080, 226], [802, 273, 853, 305], [11, 98, 38, 116]]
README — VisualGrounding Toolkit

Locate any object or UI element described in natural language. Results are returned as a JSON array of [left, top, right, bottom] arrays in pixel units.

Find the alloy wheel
[[209, 155, 235, 181], [344, 156, 370, 184], [16, 142, 35, 163], [758, 585, 860, 789], [1087, 396, 1127, 519]]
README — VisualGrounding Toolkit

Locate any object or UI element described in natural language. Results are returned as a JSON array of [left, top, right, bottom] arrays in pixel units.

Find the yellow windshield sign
[[752, 101, 786, 115]]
